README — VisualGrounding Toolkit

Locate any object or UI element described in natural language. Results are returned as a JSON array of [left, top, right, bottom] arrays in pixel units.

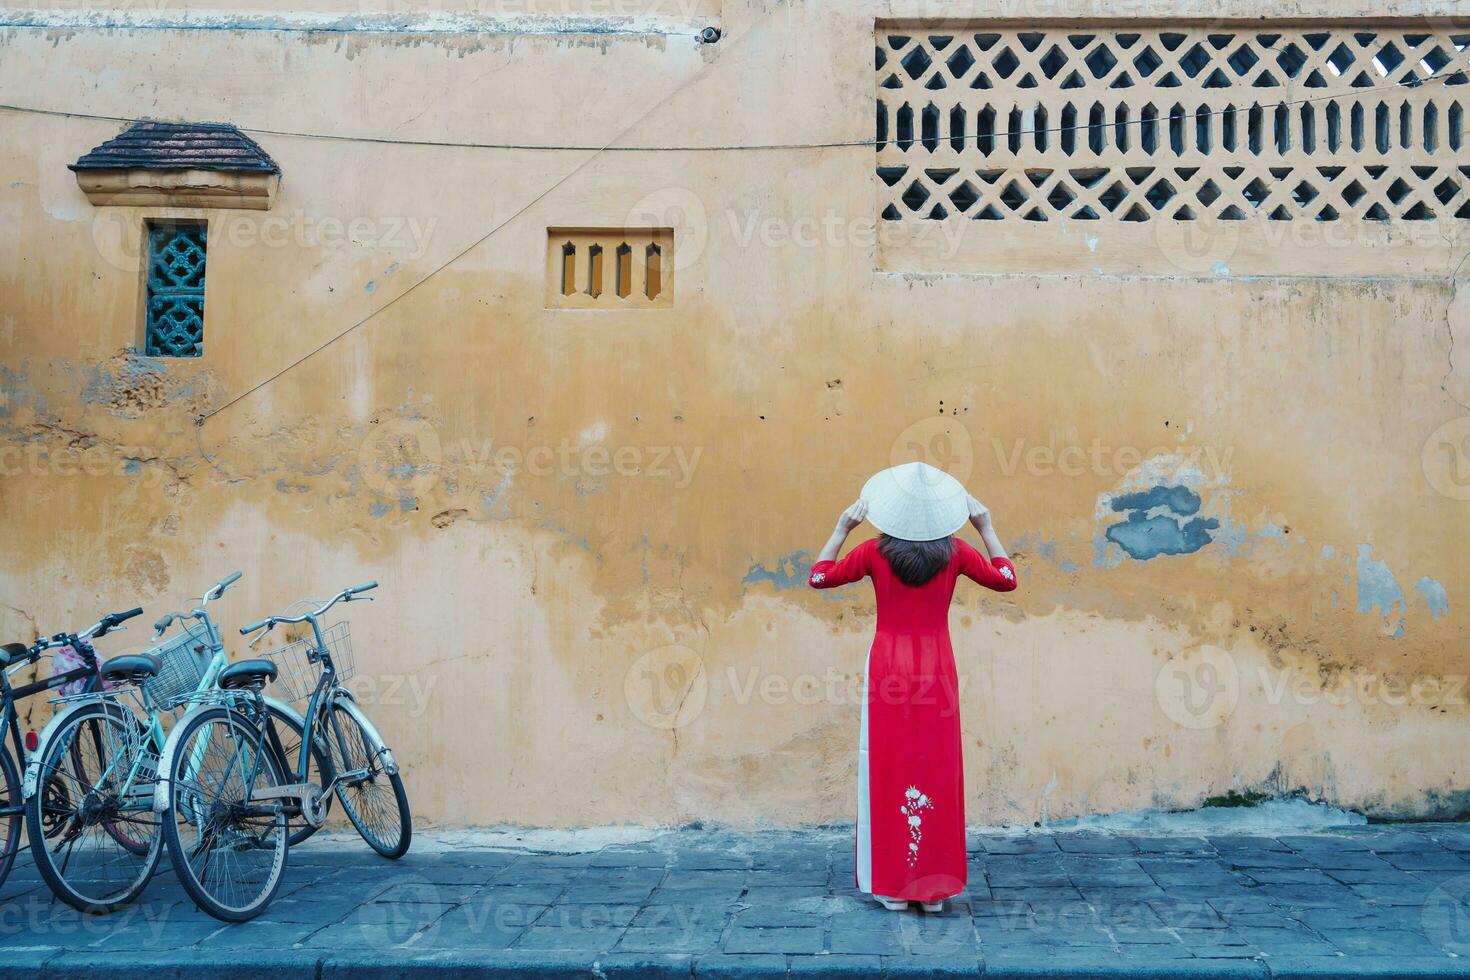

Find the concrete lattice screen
[[876, 27, 1470, 231]]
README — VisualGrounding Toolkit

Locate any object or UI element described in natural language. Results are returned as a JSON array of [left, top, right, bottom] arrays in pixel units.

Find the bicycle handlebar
[[206, 571, 242, 600], [150, 571, 245, 638], [17, 607, 143, 667], [94, 607, 142, 636], [240, 581, 381, 636]]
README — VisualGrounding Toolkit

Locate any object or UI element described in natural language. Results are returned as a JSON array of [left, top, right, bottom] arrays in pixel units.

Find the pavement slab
[[1, 824, 1469, 977]]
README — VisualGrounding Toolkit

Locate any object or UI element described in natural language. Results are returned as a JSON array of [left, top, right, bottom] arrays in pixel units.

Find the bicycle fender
[[22, 698, 136, 800], [264, 695, 305, 731], [152, 709, 192, 813], [332, 694, 399, 776]]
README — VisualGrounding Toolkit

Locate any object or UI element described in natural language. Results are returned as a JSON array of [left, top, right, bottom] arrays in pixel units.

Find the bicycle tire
[[25, 702, 162, 912], [162, 706, 290, 922], [326, 703, 411, 859], [0, 744, 20, 893], [265, 703, 333, 846]]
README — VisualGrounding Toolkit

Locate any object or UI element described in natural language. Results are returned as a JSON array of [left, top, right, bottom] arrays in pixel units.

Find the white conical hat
[[861, 462, 968, 541]]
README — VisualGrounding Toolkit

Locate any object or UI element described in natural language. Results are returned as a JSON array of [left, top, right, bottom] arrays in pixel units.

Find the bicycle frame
[[12, 642, 107, 804], [286, 625, 399, 793], [1, 649, 103, 773], [248, 616, 398, 817], [205, 581, 399, 821]]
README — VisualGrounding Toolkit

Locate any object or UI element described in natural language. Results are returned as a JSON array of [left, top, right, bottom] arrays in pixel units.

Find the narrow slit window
[[586, 244, 604, 298], [560, 242, 577, 296], [646, 244, 662, 299], [144, 221, 207, 358], [615, 243, 632, 298]]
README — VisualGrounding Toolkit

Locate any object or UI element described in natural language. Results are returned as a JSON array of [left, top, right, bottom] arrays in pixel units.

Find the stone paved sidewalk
[[4, 822, 1470, 977]]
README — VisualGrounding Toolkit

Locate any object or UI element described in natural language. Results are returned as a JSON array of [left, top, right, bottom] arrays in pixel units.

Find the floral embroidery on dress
[[900, 786, 933, 866], [810, 572, 826, 585]]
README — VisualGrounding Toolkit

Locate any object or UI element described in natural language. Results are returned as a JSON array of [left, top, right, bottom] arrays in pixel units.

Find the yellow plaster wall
[[0, 0, 1467, 825]]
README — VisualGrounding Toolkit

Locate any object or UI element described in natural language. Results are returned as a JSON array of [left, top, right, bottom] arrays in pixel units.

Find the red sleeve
[[808, 538, 875, 589], [956, 539, 1018, 592]]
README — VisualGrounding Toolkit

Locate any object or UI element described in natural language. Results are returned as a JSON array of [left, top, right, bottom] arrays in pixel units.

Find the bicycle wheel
[[325, 702, 411, 858], [162, 706, 289, 922], [25, 702, 162, 912], [0, 744, 20, 893], [265, 703, 332, 846]]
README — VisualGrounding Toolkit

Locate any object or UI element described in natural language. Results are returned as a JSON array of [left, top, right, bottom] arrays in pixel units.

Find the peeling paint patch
[[538, 521, 596, 555], [1415, 577, 1450, 620], [1104, 485, 1219, 560], [368, 501, 393, 518], [1110, 485, 1201, 517], [431, 508, 468, 529], [1355, 545, 1405, 620], [79, 351, 211, 418], [743, 551, 814, 591], [0, 363, 37, 417], [1093, 453, 1233, 567], [0, 9, 705, 38]]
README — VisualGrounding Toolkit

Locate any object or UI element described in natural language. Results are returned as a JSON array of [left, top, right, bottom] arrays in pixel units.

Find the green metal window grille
[[145, 223, 207, 357]]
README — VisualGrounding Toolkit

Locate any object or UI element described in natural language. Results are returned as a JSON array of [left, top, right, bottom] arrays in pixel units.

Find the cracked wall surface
[[1, 0, 1468, 826]]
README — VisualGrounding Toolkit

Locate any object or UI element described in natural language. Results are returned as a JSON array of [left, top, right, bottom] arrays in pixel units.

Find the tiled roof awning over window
[[71, 121, 280, 210]]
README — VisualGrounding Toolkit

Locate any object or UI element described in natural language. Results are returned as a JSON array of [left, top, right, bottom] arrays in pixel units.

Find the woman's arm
[[809, 500, 873, 589], [959, 495, 1017, 591], [968, 496, 1009, 561], [818, 500, 867, 563]]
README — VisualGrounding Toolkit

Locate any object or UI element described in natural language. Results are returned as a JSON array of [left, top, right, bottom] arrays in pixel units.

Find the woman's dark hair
[[878, 534, 955, 587]]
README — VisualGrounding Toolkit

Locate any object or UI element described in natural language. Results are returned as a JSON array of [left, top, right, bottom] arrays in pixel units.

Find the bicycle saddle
[[219, 659, 279, 691], [100, 654, 161, 685], [0, 643, 27, 667]]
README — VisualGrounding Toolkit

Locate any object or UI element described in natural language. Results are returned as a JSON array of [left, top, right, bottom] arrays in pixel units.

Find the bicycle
[[146, 575, 330, 848], [0, 606, 145, 907], [156, 581, 410, 922], [23, 572, 326, 912]]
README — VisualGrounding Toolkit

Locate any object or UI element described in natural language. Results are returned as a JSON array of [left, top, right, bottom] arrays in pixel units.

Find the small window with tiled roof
[[71, 121, 280, 357]]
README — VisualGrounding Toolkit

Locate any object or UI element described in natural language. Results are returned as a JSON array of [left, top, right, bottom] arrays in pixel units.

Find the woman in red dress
[[808, 462, 1017, 912]]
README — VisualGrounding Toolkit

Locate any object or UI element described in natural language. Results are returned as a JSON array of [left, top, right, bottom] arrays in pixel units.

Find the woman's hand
[[968, 494, 1009, 562], [817, 500, 868, 565]]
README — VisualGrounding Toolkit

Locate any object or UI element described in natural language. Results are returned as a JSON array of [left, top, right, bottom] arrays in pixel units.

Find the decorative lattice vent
[[876, 26, 1470, 228], [145, 222, 207, 357], [546, 229, 673, 309]]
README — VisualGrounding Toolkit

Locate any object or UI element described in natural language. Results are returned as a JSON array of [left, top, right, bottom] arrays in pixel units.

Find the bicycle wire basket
[[140, 619, 217, 706], [260, 622, 353, 702]]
